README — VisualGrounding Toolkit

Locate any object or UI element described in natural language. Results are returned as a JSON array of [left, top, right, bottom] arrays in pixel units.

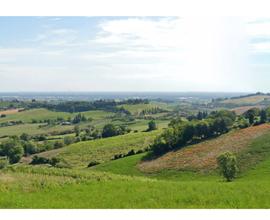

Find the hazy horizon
[[1, 16, 270, 92]]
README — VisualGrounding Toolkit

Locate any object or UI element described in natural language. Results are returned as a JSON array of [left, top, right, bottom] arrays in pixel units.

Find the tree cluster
[[150, 110, 236, 156], [102, 124, 131, 138]]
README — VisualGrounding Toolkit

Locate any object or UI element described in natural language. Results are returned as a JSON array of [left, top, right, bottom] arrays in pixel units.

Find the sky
[[0, 16, 270, 92]]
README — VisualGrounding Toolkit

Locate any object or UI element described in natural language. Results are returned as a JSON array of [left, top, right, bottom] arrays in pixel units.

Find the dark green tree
[[74, 125, 80, 137], [102, 124, 118, 138], [0, 138, 24, 163], [260, 109, 267, 123], [217, 151, 238, 182], [147, 120, 157, 131]]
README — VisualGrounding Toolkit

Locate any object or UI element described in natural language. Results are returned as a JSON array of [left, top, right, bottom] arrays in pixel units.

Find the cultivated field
[[139, 124, 270, 173], [31, 130, 161, 168], [221, 95, 270, 105]]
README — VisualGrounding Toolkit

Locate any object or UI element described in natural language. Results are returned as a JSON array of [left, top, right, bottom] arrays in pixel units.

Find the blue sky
[[0, 16, 270, 92]]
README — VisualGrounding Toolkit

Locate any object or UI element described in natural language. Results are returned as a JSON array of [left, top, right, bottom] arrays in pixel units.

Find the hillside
[[30, 130, 161, 168], [0, 108, 113, 123], [220, 94, 270, 105], [139, 124, 270, 173]]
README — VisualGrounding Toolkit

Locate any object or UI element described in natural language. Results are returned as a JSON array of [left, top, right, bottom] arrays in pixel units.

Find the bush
[[0, 138, 24, 164], [31, 156, 60, 167], [87, 161, 100, 167], [22, 141, 38, 156], [54, 141, 65, 149], [63, 136, 76, 145], [102, 124, 130, 138], [50, 157, 60, 166], [147, 120, 157, 131], [31, 155, 50, 165], [217, 151, 238, 182], [102, 124, 118, 138], [136, 149, 144, 154], [126, 149, 135, 156], [113, 154, 123, 160], [20, 133, 31, 141]]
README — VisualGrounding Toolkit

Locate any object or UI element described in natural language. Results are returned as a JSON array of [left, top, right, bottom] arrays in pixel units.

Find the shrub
[[50, 157, 60, 166], [31, 155, 50, 165], [126, 149, 135, 156], [0, 138, 24, 164], [87, 161, 100, 167], [20, 133, 31, 141], [31, 156, 60, 167], [102, 124, 118, 138], [22, 141, 38, 156], [217, 151, 238, 182], [63, 136, 76, 145], [136, 149, 144, 154], [147, 120, 157, 131], [54, 141, 65, 149], [113, 154, 123, 160]]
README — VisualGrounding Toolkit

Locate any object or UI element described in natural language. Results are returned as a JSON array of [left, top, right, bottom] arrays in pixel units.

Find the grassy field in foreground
[[1, 156, 270, 208]]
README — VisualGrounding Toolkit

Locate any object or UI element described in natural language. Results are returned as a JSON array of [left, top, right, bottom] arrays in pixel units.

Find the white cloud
[[0, 17, 265, 92]]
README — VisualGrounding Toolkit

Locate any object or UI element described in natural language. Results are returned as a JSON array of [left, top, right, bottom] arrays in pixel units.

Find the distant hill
[[212, 92, 270, 107]]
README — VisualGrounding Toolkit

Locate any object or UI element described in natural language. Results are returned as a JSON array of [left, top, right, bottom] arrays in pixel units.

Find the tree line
[[150, 110, 236, 156]]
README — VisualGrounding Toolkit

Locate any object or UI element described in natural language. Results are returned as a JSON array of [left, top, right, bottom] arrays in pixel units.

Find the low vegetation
[[1, 94, 270, 208]]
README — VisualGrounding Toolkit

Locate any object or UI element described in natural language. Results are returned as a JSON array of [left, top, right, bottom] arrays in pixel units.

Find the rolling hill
[[139, 124, 270, 173]]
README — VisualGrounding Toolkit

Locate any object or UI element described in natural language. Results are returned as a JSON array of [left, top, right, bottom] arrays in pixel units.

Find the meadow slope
[[31, 130, 161, 168], [139, 124, 270, 173]]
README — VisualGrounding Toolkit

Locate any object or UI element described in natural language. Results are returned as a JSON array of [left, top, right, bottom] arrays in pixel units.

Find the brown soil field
[[0, 108, 24, 115], [231, 105, 263, 115], [221, 95, 270, 105], [138, 123, 270, 173]]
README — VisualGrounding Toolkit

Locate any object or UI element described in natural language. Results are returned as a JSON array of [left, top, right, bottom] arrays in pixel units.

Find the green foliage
[[0, 138, 24, 163], [151, 110, 235, 156], [72, 113, 87, 124], [63, 136, 76, 145], [74, 125, 80, 136], [147, 120, 157, 131], [217, 152, 238, 182], [260, 109, 267, 123], [102, 124, 118, 138], [102, 123, 130, 138], [31, 155, 60, 166], [20, 133, 31, 141], [243, 108, 260, 125], [22, 141, 38, 156], [88, 161, 100, 167], [53, 140, 65, 149]]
